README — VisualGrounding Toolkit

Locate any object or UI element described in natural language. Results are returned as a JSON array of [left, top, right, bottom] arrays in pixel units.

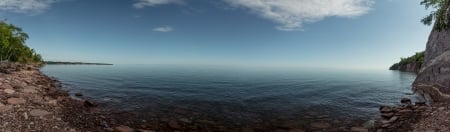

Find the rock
[[115, 125, 134, 132], [438, 107, 446, 111], [46, 100, 58, 106], [415, 101, 426, 106], [29, 109, 51, 117], [3, 89, 14, 94], [380, 106, 393, 113], [168, 120, 181, 129], [23, 112, 28, 120], [75, 92, 83, 96], [310, 122, 331, 129], [138, 129, 155, 132], [0, 105, 13, 113], [0, 83, 13, 89], [351, 127, 368, 132], [179, 118, 192, 123], [382, 116, 398, 124], [23, 88, 37, 93], [413, 28, 450, 102], [400, 98, 412, 105], [381, 112, 394, 119], [7, 98, 26, 104], [397, 109, 413, 115], [84, 100, 98, 107]]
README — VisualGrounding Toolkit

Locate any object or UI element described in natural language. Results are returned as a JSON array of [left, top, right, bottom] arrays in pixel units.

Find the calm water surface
[[41, 65, 417, 128]]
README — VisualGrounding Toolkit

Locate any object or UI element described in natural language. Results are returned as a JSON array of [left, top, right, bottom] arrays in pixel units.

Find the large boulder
[[413, 29, 450, 102]]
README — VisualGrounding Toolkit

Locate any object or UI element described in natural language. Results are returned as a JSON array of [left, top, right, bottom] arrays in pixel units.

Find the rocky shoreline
[[0, 62, 154, 132], [2, 62, 448, 131]]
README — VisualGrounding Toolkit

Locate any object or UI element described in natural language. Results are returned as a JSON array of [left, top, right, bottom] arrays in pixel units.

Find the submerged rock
[[75, 92, 83, 97]]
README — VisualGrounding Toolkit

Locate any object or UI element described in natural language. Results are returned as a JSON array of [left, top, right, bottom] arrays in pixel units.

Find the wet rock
[[380, 106, 394, 113], [168, 120, 181, 129], [381, 112, 394, 119], [84, 100, 98, 107], [400, 98, 411, 105], [115, 125, 134, 132], [310, 122, 331, 129], [3, 89, 14, 94], [381, 116, 398, 124], [75, 92, 83, 97], [29, 109, 51, 117], [415, 101, 426, 106], [7, 97, 26, 104]]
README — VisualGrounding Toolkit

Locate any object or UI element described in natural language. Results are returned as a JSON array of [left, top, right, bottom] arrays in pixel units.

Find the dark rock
[[381, 112, 394, 119], [400, 98, 412, 105], [84, 100, 98, 107], [379, 106, 394, 113], [75, 92, 83, 97], [415, 101, 426, 106]]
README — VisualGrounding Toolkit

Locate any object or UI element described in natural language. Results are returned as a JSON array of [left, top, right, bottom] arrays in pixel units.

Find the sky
[[0, 0, 432, 70]]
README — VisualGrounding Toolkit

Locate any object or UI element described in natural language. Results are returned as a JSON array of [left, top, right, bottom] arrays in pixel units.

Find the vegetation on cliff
[[0, 21, 43, 63], [421, 0, 450, 30], [389, 51, 424, 70]]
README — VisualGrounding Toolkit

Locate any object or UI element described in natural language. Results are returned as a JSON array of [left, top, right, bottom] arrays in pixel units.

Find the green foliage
[[421, 0, 450, 30], [0, 21, 43, 63], [390, 51, 425, 70]]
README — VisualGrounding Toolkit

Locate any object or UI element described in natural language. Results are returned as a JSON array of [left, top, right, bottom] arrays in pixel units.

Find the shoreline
[[1, 62, 442, 131], [0, 63, 148, 132]]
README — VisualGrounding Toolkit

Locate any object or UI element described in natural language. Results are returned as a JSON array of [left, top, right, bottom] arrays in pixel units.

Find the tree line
[[0, 21, 43, 63], [390, 51, 424, 70]]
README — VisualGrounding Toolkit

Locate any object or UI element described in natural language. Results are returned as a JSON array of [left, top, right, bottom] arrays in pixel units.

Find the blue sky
[[0, 0, 431, 69]]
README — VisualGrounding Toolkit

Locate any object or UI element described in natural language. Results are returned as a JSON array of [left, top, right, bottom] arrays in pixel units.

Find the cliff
[[413, 28, 450, 102], [389, 52, 424, 73], [390, 62, 422, 73]]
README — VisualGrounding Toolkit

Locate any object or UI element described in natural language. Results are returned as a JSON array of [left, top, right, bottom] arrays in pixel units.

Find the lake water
[[41, 65, 417, 130]]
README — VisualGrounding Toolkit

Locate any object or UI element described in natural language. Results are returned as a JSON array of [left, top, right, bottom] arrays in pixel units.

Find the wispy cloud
[[153, 26, 174, 32], [133, 0, 184, 9], [224, 0, 374, 31], [0, 0, 60, 14]]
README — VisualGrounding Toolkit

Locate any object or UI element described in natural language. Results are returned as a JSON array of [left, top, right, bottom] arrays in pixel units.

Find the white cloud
[[0, 0, 59, 14], [224, 0, 374, 31], [133, 0, 184, 9], [153, 26, 174, 32]]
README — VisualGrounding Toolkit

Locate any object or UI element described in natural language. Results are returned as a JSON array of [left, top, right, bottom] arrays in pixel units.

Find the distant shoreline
[[45, 61, 113, 65]]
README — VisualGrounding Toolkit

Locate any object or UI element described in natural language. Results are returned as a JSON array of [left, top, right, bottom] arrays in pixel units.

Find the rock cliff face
[[390, 62, 422, 73], [413, 29, 450, 102]]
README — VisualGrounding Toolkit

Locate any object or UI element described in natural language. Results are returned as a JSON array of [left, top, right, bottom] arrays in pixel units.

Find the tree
[[421, 0, 450, 30], [0, 21, 43, 63]]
